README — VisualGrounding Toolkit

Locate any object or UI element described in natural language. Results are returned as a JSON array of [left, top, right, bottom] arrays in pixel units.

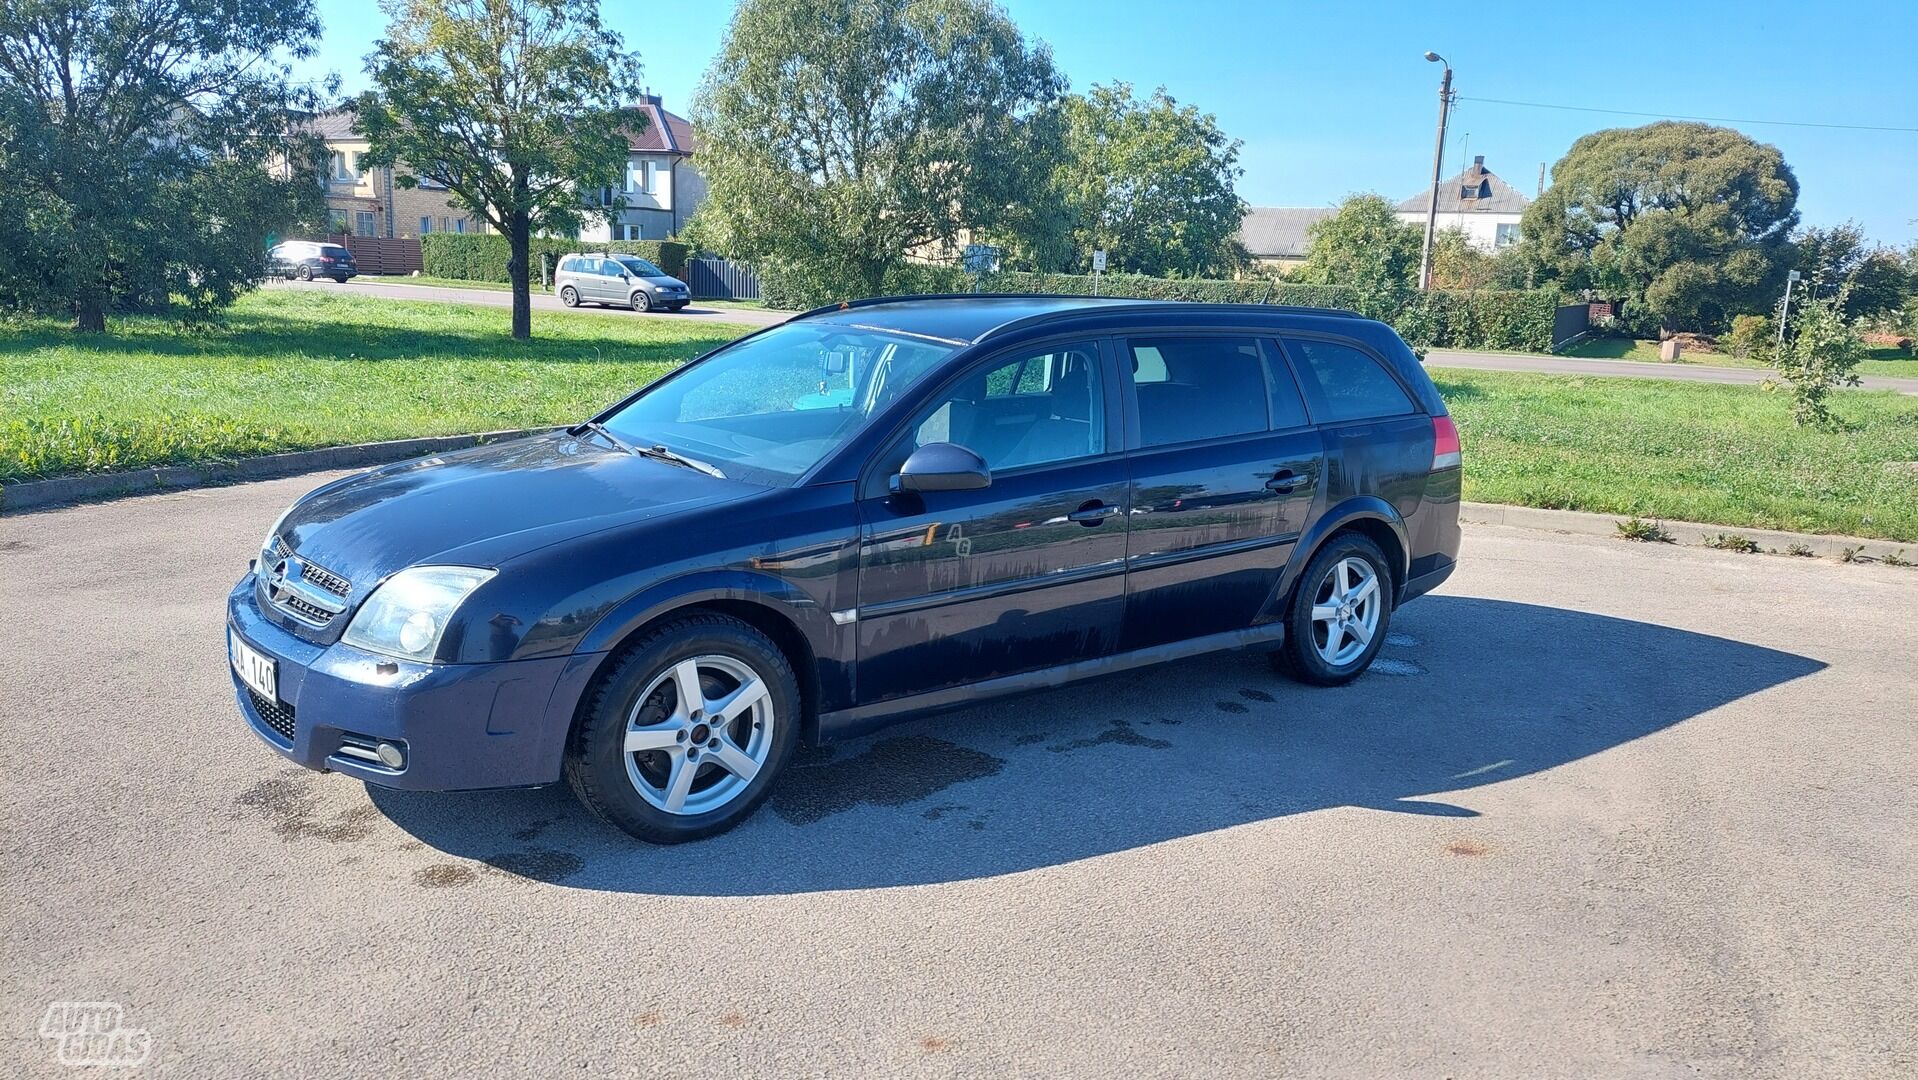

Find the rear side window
[[1285, 339, 1416, 423], [559, 257, 580, 273], [319, 245, 351, 259], [1127, 336, 1268, 448]]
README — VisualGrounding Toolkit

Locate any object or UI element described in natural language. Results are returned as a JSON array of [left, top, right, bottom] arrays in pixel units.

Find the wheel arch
[[572, 574, 832, 744], [1264, 498, 1410, 621]]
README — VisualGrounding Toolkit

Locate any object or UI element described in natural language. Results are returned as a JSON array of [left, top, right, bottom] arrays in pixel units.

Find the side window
[[1260, 341, 1312, 430], [558, 258, 578, 273], [1127, 336, 1268, 448], [1285, 339, 1417, 423], [907, 341, 1105, 473]]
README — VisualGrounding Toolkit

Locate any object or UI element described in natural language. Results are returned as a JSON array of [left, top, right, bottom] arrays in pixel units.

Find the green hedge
[[758, 262, 1556, 353], [420, 234, 689, 282]]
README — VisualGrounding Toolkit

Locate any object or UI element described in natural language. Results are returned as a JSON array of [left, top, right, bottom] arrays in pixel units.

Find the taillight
[[1431, 415, 1461, 470]]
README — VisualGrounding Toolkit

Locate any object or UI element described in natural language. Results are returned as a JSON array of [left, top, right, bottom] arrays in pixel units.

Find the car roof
[[790, 294, 1367, 346]]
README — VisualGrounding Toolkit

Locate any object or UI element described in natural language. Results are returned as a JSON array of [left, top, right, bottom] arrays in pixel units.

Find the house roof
[[622, 95, 696, 155], [1238, 207, 1337, 259], [305, 109, 360, 141], [1396, 156, 1529, 214]]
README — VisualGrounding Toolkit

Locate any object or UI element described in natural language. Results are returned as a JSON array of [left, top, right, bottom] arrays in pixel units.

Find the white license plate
[[229, 629, 278, 703]]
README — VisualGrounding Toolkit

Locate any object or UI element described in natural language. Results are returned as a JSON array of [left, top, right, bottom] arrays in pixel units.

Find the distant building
[[1238, 206, 1337, 270], [1394, 156, 1528, 252], [577, 95, 705, 244], [306, 109, 486, 240]]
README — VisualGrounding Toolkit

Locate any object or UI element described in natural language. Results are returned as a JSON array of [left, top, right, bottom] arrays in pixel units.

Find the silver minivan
[[554, 253, 690, 312]]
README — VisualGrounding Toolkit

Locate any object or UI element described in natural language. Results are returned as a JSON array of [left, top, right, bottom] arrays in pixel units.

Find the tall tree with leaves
[[1289, 194, 1423, 312], [688, 0, 1064, 300], [1050, 82, 1247, 277], [1789, 223, 1910, 321], [0, 0, 328, 330], [1515, 121, 1799, 334], [356, 0, 642, 340]]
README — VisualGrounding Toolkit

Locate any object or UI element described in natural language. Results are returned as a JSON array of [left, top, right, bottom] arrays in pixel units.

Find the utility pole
[[1776, 269, 1802, 356], [1417, 52, 1454, 292]]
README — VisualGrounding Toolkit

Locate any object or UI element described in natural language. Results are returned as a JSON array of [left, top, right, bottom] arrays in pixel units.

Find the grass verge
[[1, 290, 756, 483], [1434, 368, 1918, 542], [1563, 337, 1917, 378]]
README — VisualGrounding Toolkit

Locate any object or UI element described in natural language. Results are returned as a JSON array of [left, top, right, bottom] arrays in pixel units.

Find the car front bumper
[[226, 576, 603, 791]]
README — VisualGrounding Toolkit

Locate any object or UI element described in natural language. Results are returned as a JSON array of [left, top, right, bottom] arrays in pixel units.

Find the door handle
[[1266, 469, 1305, 493], [1067, 501, 1119, 525]]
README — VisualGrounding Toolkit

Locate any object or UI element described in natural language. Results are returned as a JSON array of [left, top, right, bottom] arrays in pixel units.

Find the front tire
[[559, 285, 580, 307], [1270, 533, 1393, 686], [565, 614, 800, 844], [631, 290, 653, 313]]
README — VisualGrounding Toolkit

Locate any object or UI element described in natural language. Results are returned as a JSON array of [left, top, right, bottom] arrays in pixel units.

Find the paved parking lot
[[3, 474, 1915, 1078]]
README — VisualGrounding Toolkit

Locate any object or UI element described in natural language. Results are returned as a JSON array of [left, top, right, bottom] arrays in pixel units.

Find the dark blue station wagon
[[228, 296, 1461, 843]]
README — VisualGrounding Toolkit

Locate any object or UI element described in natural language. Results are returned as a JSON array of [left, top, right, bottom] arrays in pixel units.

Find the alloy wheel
[[1309, 556, 1381, 667], [622, 654, 774, 815]]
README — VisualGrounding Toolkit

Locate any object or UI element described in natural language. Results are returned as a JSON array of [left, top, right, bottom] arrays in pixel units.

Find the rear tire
[[565, 614, 800, 844], [559, 285, 580, 307], [1270, 533, 1393, 686], [297, 265, 313, 281]]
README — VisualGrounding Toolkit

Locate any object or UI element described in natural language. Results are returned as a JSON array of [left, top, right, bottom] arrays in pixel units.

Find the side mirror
[[891, 442, 990, 494]]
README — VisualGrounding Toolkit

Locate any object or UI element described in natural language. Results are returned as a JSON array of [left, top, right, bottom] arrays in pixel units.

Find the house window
[[454, 218, 466, 234], [419, 216, 433, 235], [354, 210, 377, 237], [645, 161, 659, 195], [328, 151, 355, 182], [1495, 222, 1520, 248], [438, 216, 451, 233]]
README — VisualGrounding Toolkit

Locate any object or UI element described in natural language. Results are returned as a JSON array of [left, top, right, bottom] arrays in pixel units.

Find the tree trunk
[[507, 208, 532, 341], [74, 298, 106, 333]]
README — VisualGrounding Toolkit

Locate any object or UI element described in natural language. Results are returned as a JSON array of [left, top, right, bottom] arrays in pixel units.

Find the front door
[[855, 339, 1128, 704], [1119, 334, 1325, 651]]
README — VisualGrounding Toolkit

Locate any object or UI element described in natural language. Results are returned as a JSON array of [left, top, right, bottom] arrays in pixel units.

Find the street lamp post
[[1776, 269, 1803, 355], [1417, 51, 1453, 293]]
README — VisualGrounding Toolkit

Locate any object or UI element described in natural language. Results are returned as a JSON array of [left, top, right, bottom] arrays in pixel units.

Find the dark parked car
[[229, 296, 1460, 843], [554, 252, 689, 311], [269, 241, 358, 282]]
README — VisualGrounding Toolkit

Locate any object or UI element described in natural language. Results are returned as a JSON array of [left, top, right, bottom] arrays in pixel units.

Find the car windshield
[[612, 256, 664, 277], [600, 321, 960, 484]]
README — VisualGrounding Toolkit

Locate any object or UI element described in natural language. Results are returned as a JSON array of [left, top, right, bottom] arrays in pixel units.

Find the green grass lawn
[[375, 274, 513, 292], [1433, 367, 1918, 542], [1, 290, 756, 483], [7, 291, 1916, 542]]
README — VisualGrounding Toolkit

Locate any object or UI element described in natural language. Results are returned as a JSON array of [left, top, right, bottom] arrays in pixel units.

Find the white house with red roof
[[578, 94, 706, 243]]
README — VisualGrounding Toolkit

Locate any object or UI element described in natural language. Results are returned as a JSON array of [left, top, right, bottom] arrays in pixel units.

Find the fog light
[[376, 741, 405, 769]]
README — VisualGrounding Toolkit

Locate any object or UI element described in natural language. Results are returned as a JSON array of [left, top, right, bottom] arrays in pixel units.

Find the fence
[[1551, 303, 1590, 350], [686, 257, 760, 301], [330, 235, 423, 276]]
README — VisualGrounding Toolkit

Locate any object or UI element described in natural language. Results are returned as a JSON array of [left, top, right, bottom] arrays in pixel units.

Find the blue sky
[[298, 0, 1918, 245]]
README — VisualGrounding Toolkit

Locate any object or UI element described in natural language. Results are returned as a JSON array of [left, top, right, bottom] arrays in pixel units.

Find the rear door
[[1280, 336, 1430, 522], [854, 338, 1129, 704], [1118, 334, 1324, 651]]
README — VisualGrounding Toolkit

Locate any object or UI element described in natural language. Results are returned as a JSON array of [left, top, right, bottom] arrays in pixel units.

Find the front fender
[[1260, 497, 1409, 622]]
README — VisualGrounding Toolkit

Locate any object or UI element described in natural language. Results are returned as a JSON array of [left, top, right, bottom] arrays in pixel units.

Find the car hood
[[275, 432, 743, 585], [641, 275, 686, 289]]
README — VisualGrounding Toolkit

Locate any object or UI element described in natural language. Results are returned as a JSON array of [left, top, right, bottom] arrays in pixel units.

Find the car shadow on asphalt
[[366, 595, 1825, 895]]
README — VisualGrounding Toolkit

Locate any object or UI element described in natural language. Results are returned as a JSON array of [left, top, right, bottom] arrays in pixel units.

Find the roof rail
[[788, 292, 1366, 326]]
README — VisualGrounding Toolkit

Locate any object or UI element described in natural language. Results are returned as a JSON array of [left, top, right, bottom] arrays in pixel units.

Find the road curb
[[0, 428, 552, 514], [1462, 501, 1908, 559]]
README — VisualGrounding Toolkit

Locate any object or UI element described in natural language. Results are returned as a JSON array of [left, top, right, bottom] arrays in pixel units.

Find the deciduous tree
[[356, 0, 642, 340], [687, 0, 1063, 300], [1514, 121, 1799, 334], [0, 0, 328, 330], [1049, 82, 1247, 277], [1289, 194, 1422, 312]]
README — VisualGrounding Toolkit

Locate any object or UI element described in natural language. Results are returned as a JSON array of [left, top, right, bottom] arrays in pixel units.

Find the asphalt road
[[281, 278, 1918, 395], [4, 476, 1915, 1078]]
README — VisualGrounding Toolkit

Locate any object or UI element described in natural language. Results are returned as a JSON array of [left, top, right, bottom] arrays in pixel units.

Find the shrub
[[758, 263, 1555, 353], [1762, 284, 1866, 427], [1724, 313, 1774, 359], [420, 234, 689, 283]]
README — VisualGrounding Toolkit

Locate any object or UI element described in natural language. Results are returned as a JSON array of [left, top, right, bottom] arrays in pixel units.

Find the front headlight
[[341, 566, 497, 662], [259, 503, 296, 567]]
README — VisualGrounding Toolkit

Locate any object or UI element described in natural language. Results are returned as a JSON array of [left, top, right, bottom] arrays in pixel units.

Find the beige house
[[1393, 156, 1528, 251], [308, 110, 486, 239]]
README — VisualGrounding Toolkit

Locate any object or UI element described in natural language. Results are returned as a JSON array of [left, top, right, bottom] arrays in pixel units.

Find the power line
[[1455, 95, 1918, 134]]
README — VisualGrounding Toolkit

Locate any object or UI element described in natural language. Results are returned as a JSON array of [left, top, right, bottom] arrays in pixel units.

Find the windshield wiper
[[575, 420, 725, 478], [636, 443, 726, 479]]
